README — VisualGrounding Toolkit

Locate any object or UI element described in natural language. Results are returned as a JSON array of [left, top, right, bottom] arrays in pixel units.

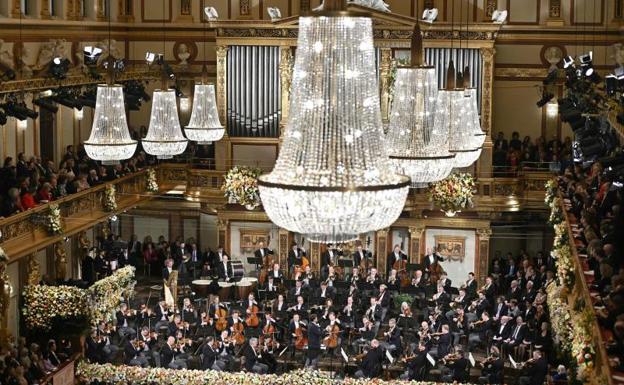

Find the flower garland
[[222, 166, 262, 208], [428, 173, 476, 216], [77, 362, 477, 385], [45, 203, 63, 235], [146, 168, 159, 193], [22, 267, 136, 331], [22, 285, 89, 330], [571, 308, 597, 381], [103, 184, 117, 212], [0, 246, 6, 262], [551, 243, 575, 289], [86, 266, 136, 324], [544, 179, 558, 206]]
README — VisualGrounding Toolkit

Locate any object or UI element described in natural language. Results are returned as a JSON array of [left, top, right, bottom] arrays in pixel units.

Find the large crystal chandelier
[[449, 67, 483, 168], [184, 83, 224, 145], [84, 56, 137, 164], [143, 88, 188, 159], [258, 0, 410, 243], [386, 25, 455, 188]]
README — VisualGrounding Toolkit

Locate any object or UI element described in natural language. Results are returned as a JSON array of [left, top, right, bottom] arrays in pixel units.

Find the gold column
[[96, 0, 106, 21], [176, 0, 193, 22], [476, 228, 492, 285], [217, 219, 229, 251], [477, 47, 495, 178], [546, 0, 565, 26], [379, 48, 393, 124], [40, 0, 51, 18], [408, 226, 425, 264], [215, 45, 230, 170], [26, 254, 41, 286], [375, 228, 388, 276], [310, 242, 320, 273], [54, 241, 67, 281], [118, 0, 135, 22], [278, 229, 289, 274], [0, 255, 10, 349], [278, 46, 293, 137]]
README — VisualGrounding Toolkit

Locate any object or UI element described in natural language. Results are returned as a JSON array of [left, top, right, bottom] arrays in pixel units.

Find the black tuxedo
[[360, 347, 383, 378], [201, 344, 218, 370], [482, 358, 504, 384], [506, 324, 527, 346], [493, 303, 508, 320], [436, 333, 452, 358], [288, 248, 306, 267], [307, 322, 322, 349], [423, 252, 444, 271], [254, 247, 273, 261], [377, 290, 391, 309], [217, 261, 233, 280], [365, 304, 382, 323], [525, 356, 548, 385], [492, 322, 512, 341], [243, 344, 261, 371], [321, 249, 341, 267], [161, 344, 178, 367], [386, 251, 407, 274], [465, 279, 477, 298], [352, 250, 369, 268], [385, 326, 402, 351], [447, 357, 470, 382]]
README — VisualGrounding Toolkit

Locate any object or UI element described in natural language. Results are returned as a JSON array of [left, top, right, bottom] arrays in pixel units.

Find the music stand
[[407, 263, 422, 272], [247, 257, 262, 273], [272, 277, 282, 286]]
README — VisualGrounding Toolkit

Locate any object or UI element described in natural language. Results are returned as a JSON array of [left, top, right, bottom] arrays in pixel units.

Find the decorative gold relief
[[54, 241, 67, 281], [216, 46, 229, 125], [549, 0, 562, 18], [379, 48, 393, 124], [434, 236, 466, 263], [26, 254, 41, 286], [239, 229, 270, 252], [279, 47, 294, 130]]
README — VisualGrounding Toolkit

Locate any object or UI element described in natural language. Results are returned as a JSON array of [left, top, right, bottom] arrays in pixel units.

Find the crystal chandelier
[[449, 67, 483, 168], [258, 0, 410, 243], [184, 83, 224, 145], [386, 24, 455, 188], [84, 57, 137, 165], [143, 88, 188, 159]]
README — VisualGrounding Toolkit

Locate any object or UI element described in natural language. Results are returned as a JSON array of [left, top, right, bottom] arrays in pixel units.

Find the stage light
[[204, 6, 219, 20], [491, 10, 508, 23], [179, 96, 190, 112], [579, 51, 593, 66], [4, 102, 38, 120], [145, 52, 162, 65], [33, 97, 58, 113], [84, 46, 103, 66], [40, 89, 53, 97], [422, 8, 438, 23], [74, 107, 83, 120], [49, 57, 70, 80], [563, 56, 575, 69], [267, 7, 282, 20]]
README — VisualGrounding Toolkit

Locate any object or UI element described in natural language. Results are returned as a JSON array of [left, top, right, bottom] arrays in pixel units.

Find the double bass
[[258, 236, 274, 285]]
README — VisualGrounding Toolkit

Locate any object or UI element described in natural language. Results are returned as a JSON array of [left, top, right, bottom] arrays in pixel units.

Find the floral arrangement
[[572, 309, 596, 381], [548, 197, 564, 225], [222, 166, 262, 209], [22, 267, 136, 330], [0, 246, 6, 262], [45, 203, 63, 235], [77, 362, 476, 385], [551, 244, 575, 288], [546, 282, 572, 352], [146, 168, 159, 193], [22, 285, 89, 330], [103, 184, 117, 212], [428, 173, 476, 216], [86, 266, 136, 324], [545, 179, 558, 206]]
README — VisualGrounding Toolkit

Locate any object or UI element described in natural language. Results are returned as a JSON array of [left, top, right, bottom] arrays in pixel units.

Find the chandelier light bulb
[[258, 10, 409, 243], [143, 89, 188, 159], [84, 84, 137, 165], [184, 83, 225, 145]]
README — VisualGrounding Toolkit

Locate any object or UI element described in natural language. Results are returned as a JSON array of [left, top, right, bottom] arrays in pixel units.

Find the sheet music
[[468, 352, 476, 367], [341, 348, 349, 363], [509, 354, 518, 368], [385, 350, 394, 364], [426, 353, 436, 366]]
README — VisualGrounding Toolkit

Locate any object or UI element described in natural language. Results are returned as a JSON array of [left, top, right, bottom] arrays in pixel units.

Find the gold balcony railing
[[0, 170, 152, 262]]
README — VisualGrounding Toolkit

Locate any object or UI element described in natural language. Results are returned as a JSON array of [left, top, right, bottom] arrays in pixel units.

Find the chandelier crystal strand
[[448, 66, 482, 168], [143, 89, 188, 159], [386, 24, 455, 188], [184, 83, 224, 145], [258, 2, 409, 243]]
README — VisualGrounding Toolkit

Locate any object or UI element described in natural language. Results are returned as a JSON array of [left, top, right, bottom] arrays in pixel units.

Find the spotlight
[[48, 57, 70, 80], [204, 6, 219, 21], [546, 102, 558, 118], [579, 52, 593, 66], [103, 58, 126, 72], [536, 92, 554, 107], [83, 46, 103, 66], [164, 62, 176, 80], [145, 52, 163, 65], [33, 97, 59, 113], [4, 102, 39, 120], [40, 89, 53, 97], [110, 215, 118, 222], [267, 7, 282, 21], [179, 96, 190, 112], [491, 10, 508, 23], [422, 8, 438, 23], [563, 56, 575, 69]]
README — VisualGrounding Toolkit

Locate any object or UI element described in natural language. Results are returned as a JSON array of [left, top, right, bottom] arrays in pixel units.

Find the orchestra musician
[[465, 272, 478, 298], [352, 315, 375, 353], [217, 330, 236, 370], [352, 243, 370, 270], [423, 247, 444, 274], [438, 272, 452, 293], [386, 244, 407, 276], [138, 326, 160, 367], [272, 294, 288, 325], [305, 314, 322, 369], [244, 338, 269, 374], [201, 336, 225, 371], [321, 243, 341, 279], [288, 295, 308, 319], [517, 350, 548, 385], [210, 245, 229, 266], [341, 296, 357, 329], [477, 347, 504, 385], [116, 303, 137, 338], [218, 254, 233, 282], [269, 263, 283, 280], [468, 311, 492, 351], [316, 281, 336, 305], [288, 280, 308, 304], [380, 318, 401, 354], [439, 347, 470, 383], [181, 297, 197, 326], [400, 341, 430, 381], [124, 338, 149, 367], [345, 266, 361, 286], [365, 297, 382, 334], [162, 336, 188, 369], [96, 321, 119, 362], [377, 284, 391, 322], [366, 268, 381, 287], [354, 339, 383, 379], [288, 242, 306, 275], [254, 241, 273, 261]]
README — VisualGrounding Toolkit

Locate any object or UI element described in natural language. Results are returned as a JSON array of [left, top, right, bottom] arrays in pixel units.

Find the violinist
[[85, 328, 106, 364], [139, 326, 160, 367], [450, 308, 468, 346], [181, 297, 197, 325], [305, 314, 322, 369], [354, 339, 383, 379], [124, 338, 149, 367], [195, 312, 216, 341], [154, 300, 172, 330], [116, 303, 137, 338], [137, 303, 156, 328], [380, 318, 401, 354], [216, 330, 235, 370], [468, 311, 492, 351], [399, 341, 430, 381], [201, 337, 225, 371], [477, 347, 503, 385], [440, 347, 470, 383], [162, 336, 187, 369], [244, 338, 269, 374], [386, 244, 407, 276], [466, 291, 490, 323], [417, 321, 432, 348], [259, 332, 278, 374], [168, 314, 190, 337], [517, 350, 548, 385], [365, 297, 382, 334], [448, 288, 468, 316], [96, 321, 119, 362], [351, 316, 375, 353]]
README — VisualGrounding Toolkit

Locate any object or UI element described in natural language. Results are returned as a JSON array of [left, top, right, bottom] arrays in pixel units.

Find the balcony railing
[[0, 170, 151, 262]]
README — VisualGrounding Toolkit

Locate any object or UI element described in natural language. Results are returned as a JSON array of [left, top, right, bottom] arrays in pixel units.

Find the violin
[[442, 352, 461, 364], [215, 304, 229, 332], [246, 302, 260, 328], [231, 321, 246, 345], [294, 323, 308, 350], [323, 323, 340, 349]]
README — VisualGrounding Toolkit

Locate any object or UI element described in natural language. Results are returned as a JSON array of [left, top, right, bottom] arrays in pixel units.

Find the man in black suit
[[464, 272, 478, 299], [352, 243, 370, 269], [254, 241, 273, 264], [438, 272, 452, 293], [423, 247, 444, 275], [365, 297, 382, 334], [492, 315, 513, 346], [435, 324, 453, 359], [244, 338, 268, 374], [201, 337, 224, 371], [161, 336, 187, 369], [386, 244, 407, 276], [210, 245, 229, 267], [288, 242, 306, 275], [492, 296, 509, 323], [468, 311, 492, 351], [440, 348, 470, 383], [355, 339, 383, 378], [217, 255, 233, 281], [169, 239, 185, 267], [305, 314, 322, 369], [503, 315, 527, 352], [321, 244, 341, 279], [400, 341, 430, 381], [518, 350, 548, 385], [376, 284, 391, 321], [381, 318, 402, 355], [478, 348, 504, 384]]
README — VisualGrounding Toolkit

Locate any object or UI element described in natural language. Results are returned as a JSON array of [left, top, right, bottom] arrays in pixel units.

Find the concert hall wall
[[424, 228, 476, 284]]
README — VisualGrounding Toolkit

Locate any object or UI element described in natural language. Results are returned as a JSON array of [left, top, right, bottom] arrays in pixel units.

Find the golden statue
[[78, 231, 91, 259], [26, 254, 40, 286], [54, 241, 67, 281]]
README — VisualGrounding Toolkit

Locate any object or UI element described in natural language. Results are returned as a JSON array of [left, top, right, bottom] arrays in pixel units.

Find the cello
[[231, 320, 246, 345], [294, 323, 308, 350], [246, 302, 260, 328], [215, 303, 229, 332], [323, 323, 340, 349]]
